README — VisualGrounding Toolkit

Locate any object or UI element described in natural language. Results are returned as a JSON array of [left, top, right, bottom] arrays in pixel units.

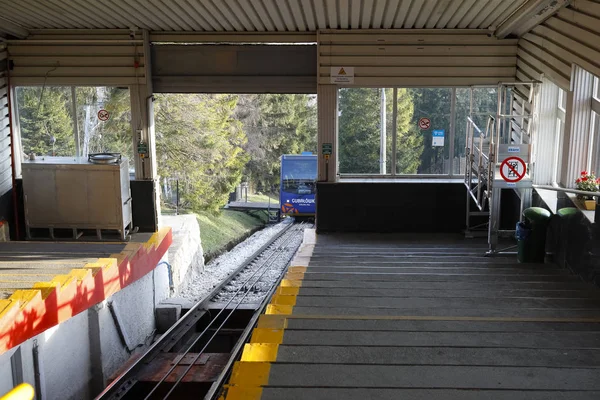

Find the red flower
[[581, 171, 588, 176], [576, 178, 582, 183], [596, 178, 600, 184], [582, 177, 589, 182]]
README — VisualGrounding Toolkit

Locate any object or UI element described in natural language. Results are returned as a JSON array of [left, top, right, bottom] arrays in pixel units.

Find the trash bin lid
[[557, 207, 578, 218], [523, 207, 552, 224]]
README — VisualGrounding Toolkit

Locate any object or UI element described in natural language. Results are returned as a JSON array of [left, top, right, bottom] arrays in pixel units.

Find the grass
[[196, 209, 269, 259]]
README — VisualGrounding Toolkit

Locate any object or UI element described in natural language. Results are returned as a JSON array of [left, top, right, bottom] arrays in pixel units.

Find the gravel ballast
[[178, 219, 299, 304]]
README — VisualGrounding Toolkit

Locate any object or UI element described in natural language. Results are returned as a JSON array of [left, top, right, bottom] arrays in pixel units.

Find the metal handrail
[[466, 117, 484, 136], [0, 384, 34, 400], [533, 184, 600, 198]]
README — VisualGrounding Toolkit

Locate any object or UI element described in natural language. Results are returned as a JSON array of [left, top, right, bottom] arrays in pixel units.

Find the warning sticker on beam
[[330, 67, 354, 84]]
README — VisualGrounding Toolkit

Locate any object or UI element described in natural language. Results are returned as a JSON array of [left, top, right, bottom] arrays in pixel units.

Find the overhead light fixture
[[495, 0, 570, 38]]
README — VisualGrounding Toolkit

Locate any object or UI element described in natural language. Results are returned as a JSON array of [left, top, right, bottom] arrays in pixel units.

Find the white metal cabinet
[[22, 157, 132, 240]]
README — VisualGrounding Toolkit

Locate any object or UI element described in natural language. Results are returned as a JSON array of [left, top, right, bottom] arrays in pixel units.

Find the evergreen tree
[[338, 88, 420, 174], [154, 93, 248, 212], [16, 87, 75, 157], [238, 94, 317, 193], [409, 88, 452, 174]]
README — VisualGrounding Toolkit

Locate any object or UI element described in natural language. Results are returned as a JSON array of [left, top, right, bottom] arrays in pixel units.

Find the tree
[[154, 93, 248, 212], [409, 88, 452, 174], [16, 87, 74, 157], [76, 87, 133, 164], [238, 94, 317, 193], [338, 88, 420, 174]]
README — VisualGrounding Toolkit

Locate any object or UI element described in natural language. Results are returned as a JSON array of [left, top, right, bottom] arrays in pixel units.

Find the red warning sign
[[500, 156, 526, 183], [98, 109, 110, 121], [418, 117, 431, 130]]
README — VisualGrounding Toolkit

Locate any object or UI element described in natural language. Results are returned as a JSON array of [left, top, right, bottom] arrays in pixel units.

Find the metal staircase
[[464, 82, 540, 255]]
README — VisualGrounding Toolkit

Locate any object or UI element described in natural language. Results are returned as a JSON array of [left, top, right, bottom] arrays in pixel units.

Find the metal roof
[[0, 0, 556, 35]]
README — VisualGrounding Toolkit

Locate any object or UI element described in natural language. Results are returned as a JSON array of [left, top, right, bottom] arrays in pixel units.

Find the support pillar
[[317, 84, 337, 182], [129, 29, 161, 231]]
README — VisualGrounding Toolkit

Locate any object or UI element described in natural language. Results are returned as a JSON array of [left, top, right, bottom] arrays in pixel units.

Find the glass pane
[[559, 88, 567, 111], [396, 88, 451, 175], [454, 87, 499, 175], [16, 87, 75, 157], [76, 87, 133, 168], [553, 117, 564, 185], [338, 88, 391, 174]]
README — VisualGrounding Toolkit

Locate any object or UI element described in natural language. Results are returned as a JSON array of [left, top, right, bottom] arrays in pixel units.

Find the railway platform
[[0, 228, 172, 355], [222, 232, 600, 399]]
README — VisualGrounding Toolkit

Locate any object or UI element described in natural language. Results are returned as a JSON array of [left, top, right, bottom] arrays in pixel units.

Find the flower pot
[[584, 200, 597, 211]]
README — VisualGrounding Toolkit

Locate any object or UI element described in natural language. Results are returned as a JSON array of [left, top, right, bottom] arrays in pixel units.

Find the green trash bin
[[516, 207, 552, 263]]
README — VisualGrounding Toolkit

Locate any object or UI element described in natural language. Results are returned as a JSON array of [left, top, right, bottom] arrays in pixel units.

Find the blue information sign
[[432, 129, 445, 147]]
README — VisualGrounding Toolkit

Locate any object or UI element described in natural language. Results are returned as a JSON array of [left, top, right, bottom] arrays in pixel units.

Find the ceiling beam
[[494, 0, 570, 38], [0, 16, 29, 39]]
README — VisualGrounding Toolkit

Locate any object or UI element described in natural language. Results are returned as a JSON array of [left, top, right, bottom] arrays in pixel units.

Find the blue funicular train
[[279, 152, 317, 218]]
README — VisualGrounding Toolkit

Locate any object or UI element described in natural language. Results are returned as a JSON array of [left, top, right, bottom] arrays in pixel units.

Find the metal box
[[22, 156, 132, 240]]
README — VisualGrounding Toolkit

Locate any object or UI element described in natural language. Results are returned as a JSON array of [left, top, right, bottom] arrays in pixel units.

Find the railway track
[[96, 220, 307, 400]]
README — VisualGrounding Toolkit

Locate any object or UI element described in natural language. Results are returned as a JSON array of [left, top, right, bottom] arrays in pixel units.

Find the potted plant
[[575, 170, 600, 210]]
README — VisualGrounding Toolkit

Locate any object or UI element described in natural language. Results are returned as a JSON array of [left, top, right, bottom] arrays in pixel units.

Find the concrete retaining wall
[[162, 215, 204, 294], [0, 262, 170, 400]]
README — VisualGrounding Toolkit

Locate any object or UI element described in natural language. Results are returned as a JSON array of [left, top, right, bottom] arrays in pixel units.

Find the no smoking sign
[[98, 109, 110, 121], [500, 156, 526, 183], [418, 117, 431, 130]]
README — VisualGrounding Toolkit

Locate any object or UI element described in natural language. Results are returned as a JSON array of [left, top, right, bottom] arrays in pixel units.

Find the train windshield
[[281, 158, 317, 195]]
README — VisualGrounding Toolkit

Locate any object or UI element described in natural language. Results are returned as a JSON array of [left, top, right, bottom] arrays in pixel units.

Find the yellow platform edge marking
[[0, 299, 15, 320], [269, 294, 297, 306], [218, 385, 262, 400], [276, 286, 300, 296], [284, 272, 304, 281], [241, 343, 279, 362], [288, 266, 307, 273], [265, 304, 294, 315], [257, 315, 288, 329], [279, 279, 303, 288], [250, 328, 284, 344], [228, 361, 271, 386]]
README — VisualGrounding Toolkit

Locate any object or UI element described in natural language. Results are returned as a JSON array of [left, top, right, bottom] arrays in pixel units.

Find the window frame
[[591, 76, 600, 173], [554, 87, 567, 186]]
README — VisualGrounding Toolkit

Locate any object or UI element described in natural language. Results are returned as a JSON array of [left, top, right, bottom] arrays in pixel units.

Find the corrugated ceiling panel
[[515, 0, 600, 90], [318, 30, 517, 86], [0, 0, 546, 33]]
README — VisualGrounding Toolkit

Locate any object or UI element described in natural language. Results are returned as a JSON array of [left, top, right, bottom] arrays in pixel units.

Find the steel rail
[[203, 225, 302, 400], [158, 223, 305, 399], [96, 220, 297, 400]]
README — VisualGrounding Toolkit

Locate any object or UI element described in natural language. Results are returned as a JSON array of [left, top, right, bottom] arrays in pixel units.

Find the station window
[[338, 87, 468, 176], [15, 86, 133, 167]]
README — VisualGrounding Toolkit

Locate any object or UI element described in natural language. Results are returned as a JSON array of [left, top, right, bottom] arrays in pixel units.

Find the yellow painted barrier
[[0, 383, 35, 400]]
